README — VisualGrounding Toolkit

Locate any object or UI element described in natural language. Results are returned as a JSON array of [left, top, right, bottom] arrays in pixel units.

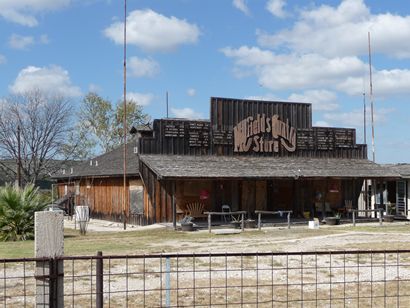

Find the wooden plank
[[241, 180, 256, 213], [255, 181, 267, 211], [161, 184, 166, 222], [155, 180, 161, 223], [166, 181, 172, 221]]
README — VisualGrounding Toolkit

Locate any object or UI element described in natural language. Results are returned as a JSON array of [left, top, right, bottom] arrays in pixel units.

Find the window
[[130, 185, 144, 214]]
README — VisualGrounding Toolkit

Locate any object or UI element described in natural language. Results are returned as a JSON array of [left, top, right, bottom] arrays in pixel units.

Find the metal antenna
[[122, 0, 127, 230], [363, 92, 366, 145], [166, 91, 169, 118], [368, 31, 375, 162]]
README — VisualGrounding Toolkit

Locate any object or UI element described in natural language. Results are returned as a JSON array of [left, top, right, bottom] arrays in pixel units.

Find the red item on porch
[[199, 189, 209, 200]]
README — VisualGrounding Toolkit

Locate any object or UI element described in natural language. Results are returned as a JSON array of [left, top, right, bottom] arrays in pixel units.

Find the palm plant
[[0, 184, 48, 241]]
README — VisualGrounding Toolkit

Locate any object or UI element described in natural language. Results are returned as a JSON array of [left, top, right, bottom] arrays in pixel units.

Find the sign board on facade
[[233, 114, 296, 153]]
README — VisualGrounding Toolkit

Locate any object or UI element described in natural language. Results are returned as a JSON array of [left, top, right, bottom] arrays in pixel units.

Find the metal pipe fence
[[2, 250, 410, 307]]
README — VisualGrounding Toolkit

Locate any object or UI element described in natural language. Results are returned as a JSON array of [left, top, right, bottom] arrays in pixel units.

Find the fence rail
[[2, 250, 410, 307]]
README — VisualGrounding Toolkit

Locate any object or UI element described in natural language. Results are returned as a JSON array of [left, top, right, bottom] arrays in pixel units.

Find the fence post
[[379, 209, 383, 226], [208, 213, 211, 233], [96, 251, 103, 308], [35, 211, 64, 308], [352, 211, 356, 227], [241, 213, 244, 231]]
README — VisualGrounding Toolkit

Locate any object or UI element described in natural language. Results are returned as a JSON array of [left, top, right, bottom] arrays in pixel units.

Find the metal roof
[[53, 143, 139, 179]]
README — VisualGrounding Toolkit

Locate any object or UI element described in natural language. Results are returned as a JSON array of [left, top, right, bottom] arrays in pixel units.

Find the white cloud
[[222, 46, 367, 91], [39, 34, 50, 44], [127, 92, 154, 106], [233, 0, 250, 16], [266, 0, 287, 18], [314, 120, 330, 127], [0, 54, 6, 64], [258, 0, 410, 59], [245, 90, 338, 111], [128, 56, 159, 78], [337, 69, 410, 97], [8, 34, 34, 49], [323, 107, 394, 127], [288, 90, 339, 111], [244, 94, 282, 101], [104, 9, 200, 52], [187, 88, 196, 97], [222, 45, 410, 97], [0, 0, 70, 27], [9, 65, 82, 97], [171, 107, 203, 119], [88, 83, 101, 93]]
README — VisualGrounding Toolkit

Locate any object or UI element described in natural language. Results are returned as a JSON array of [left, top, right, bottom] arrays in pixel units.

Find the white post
[[35, 211, 64, 307], [407, 180, 410, 219]]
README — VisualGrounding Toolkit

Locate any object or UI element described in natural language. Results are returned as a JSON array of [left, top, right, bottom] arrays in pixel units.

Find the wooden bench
[[185, 202, 207, 218]]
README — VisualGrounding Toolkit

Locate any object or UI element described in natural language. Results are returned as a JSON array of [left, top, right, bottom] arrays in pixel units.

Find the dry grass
[[3, 221, 410, 306]]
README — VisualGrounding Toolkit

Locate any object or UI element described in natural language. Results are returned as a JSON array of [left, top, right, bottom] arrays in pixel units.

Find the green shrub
[[0, 184, 49, 241]]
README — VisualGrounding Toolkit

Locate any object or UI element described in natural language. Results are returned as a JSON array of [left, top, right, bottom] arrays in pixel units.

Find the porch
[[139, 155, 400, 228]]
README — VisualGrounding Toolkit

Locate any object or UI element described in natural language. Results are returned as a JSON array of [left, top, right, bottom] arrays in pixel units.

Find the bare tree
[[0, 90, 80, 184]]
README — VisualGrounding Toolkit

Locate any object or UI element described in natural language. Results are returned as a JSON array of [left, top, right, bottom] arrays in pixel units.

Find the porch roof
[[139, 155, 400, 180], [383, 163, 410, 178]]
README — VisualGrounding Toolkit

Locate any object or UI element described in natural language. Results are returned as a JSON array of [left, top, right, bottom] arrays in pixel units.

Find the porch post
[[380, 178, 385, 214], [172, 181, 176, 230]]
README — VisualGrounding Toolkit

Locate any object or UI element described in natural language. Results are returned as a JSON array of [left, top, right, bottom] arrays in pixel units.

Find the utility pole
[[166, 91, 169, 118], [363, 92, 368, 210], [368, 31, 375, 162], [363, 92, 366, 145], [122, 0, 127, 230]]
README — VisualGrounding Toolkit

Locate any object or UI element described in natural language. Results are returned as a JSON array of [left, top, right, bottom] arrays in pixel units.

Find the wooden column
[[172, 182, 176, 230]]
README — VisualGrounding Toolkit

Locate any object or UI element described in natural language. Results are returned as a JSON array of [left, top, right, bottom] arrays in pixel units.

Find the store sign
[[233, 114, 296, 153]]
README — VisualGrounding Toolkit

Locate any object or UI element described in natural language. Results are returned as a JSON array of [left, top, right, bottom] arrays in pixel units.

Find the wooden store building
[[138, 97, 400, 226], [55, 97, 400, 226]]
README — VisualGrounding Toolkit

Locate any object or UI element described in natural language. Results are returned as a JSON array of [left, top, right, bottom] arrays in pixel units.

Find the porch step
[[393, 215, 409, 221], [212, 229, 242, 235]]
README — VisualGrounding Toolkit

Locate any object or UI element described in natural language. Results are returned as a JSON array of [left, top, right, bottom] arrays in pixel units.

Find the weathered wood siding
[[57, 177, 140, 220], [138, 97, 367, 159], [139, 160, 175, 224]]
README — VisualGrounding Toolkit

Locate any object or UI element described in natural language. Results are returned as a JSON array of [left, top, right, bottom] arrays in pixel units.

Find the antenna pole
[[368, 31, 375, 162], [122, 0, 127, 230], [166, 91, 169, 118], [363, 92, 366, 144]]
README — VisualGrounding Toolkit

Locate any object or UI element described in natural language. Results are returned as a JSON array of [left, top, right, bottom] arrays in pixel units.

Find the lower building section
[[56, 176, 146, 225], [141, 177, 365, 224]]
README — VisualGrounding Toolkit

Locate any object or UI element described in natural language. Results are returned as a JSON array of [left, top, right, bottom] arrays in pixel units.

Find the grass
[[1, 222, 410, 259], [0, 225, 341, 259]]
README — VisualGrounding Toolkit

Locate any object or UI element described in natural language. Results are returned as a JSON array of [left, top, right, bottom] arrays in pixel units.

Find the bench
[[185, 202, 207, 218]]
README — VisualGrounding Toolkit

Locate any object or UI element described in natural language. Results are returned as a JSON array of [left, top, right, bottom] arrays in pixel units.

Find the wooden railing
[[203, 211, 247, 233], [348, 209, 383, 226], [254, 210, 293, 230]]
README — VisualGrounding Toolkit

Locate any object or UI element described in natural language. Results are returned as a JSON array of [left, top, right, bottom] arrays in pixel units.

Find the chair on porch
[[339, 200, 352, 218], [222, 205, 231, 222], [185, 202, 207, 219]]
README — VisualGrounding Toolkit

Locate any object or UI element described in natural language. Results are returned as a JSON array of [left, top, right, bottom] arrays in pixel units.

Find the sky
[[0, 0, 409, 163]]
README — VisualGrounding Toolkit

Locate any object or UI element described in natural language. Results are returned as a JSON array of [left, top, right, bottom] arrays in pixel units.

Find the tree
[[78, 92, 149, 154], [0, 90, 81, 184], [0, 184, 48, 241]]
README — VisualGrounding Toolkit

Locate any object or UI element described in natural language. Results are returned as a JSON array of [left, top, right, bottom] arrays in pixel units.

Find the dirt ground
[[64, 217, 410, 253], [3, 218, 410, 307]]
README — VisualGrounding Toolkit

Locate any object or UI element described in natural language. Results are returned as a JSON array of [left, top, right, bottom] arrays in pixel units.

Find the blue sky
[[0, 0, 409, 163]]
